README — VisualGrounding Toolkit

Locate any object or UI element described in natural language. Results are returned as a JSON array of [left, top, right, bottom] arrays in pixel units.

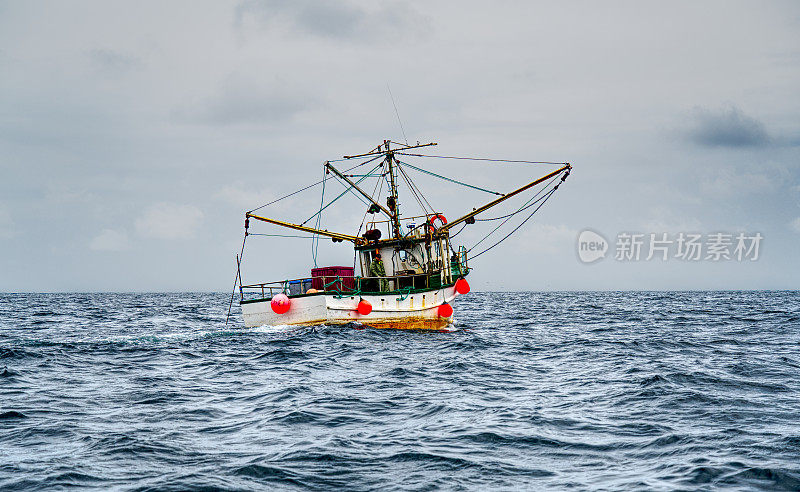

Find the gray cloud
[[688, 105, 770, 148], [174, 76, 317, 126], [88, 48, 141, 73], [773, 134, 800, 148], [0, 204, 16, 240], [89, 228, 130, 251], [2, 1, 800, 292], [134, 203, 204, 240], [235, 0, 429, 41]]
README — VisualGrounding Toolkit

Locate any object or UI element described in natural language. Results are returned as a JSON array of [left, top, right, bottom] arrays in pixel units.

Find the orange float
[[270, 293, 290, 314], [357, 299, 373, 315]]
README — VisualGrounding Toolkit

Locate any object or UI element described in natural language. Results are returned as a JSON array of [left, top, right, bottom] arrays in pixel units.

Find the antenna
[[387, 84, 408, 145]]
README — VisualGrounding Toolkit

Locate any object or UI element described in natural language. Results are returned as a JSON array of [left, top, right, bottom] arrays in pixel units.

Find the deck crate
[[311, 266, 355, 292]]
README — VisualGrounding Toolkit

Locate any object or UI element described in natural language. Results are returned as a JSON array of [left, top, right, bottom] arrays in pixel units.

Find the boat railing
[[240, 277, 313, 300], [240, 267, 470, 301]]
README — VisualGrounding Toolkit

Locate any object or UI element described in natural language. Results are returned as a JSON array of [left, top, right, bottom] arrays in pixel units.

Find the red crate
[[311, 266, 355, 291]]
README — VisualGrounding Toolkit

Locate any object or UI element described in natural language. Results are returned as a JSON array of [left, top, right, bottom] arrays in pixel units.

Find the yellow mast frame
[[246, 213, 365, 245]]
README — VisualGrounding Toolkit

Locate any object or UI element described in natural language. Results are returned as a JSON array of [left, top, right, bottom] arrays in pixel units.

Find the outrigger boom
[[439, 163, 571, 233], [245, 213, 364, 245]]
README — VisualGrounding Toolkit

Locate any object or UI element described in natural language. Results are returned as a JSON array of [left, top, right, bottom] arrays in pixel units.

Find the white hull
[[240, 285, 459, 330]]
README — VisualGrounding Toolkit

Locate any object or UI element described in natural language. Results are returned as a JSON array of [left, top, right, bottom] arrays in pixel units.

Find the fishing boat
[[227, 140, 571, 329]]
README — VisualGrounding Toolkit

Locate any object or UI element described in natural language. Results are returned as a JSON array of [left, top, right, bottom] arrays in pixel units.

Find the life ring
[[427, 214, 447, 233]]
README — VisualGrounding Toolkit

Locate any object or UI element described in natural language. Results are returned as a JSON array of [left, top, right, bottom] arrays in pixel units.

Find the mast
[[384, 140, 402, 239]]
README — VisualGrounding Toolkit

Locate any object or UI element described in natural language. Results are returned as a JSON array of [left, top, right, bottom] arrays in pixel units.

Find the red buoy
[[271, 293, 290, 314], [438, 303, 453, 318], [357, 299, 372, 315], [455, 278, 470, 295]]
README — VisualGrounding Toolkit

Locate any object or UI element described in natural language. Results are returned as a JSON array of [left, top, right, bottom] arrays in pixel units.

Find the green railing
[[240, 269, 468, 302]]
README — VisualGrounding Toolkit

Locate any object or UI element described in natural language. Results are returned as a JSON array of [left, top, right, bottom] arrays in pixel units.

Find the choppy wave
[[1, 291, 800, 490]]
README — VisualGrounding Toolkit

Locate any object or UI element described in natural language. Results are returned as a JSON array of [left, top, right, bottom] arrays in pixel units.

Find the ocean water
[[1, 291, 800, 491]]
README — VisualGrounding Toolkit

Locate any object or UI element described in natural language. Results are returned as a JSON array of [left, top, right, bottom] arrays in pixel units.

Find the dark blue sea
[[2, 292, 800, 490]]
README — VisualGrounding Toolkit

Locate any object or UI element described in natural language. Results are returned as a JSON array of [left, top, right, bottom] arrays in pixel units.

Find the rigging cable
[[225, 231, 248, 326], [353, 162, 387, 273], [311, 166, 327, 267], [468, 187, 558, 261], [387, 84, 409, 145], [396, 162, 437, 214], [248, 153, 384, 213], [448, 222, 468, 240], [467, 171, 565, 254], [396, 159, 502, 195], [249, 233, 314, 239], [357, 161, 386, 238], [301, 161, 383, 225], [397, 163, 431, 216]]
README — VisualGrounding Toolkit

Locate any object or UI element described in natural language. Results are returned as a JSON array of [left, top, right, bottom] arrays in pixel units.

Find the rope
[[448, 222, 468, 239], [322, 276, 361, 299], [396, 159, 502, 195], [247, 154, 384, 213], [395, 286, 413, 301], [323, 277, 342, 289], [395, 153, 567, 165], [357, 161, 386, 237], [249, 233, 314, 239], [354, 164, 385, 272], [468, 187, 558, 261], [466, 169, 567, 256], [301, 161, 383, 225], [225, 232, 247, 326], [388, 84, 409, 145], [397, 163, 431, 216], [396, 163, 436, 215], [312, 166, 326, 267], [338, 179, 373, 206], [247, 178, 328, 214]]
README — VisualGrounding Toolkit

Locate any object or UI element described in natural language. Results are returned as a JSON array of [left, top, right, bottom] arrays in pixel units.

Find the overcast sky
[[1, 0, 799, 292]]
